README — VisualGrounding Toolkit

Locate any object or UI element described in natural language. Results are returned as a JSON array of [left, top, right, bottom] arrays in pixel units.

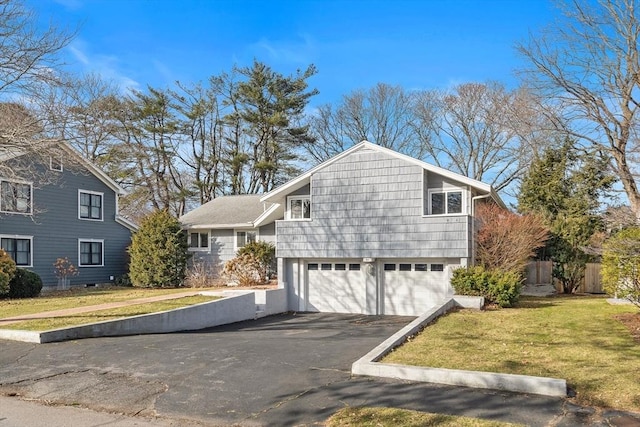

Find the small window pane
[[431, 264, 445, 272], [399, 264, 411, 271], [247, 231, 257, 244], [190, 233, 199, 248], [237, 231, 246, 247], [447, 192, 462, 214], [431, 192, 445, 215], [384, 264, 396, 271], [348, 264, 360, 271], [321, 263, 332, 270], [334, 263, 346, 271], [415, 264, 428, 271], [308, 263, 318, 270], [199, 233, 208, 248], [290, 197, 311, 219]]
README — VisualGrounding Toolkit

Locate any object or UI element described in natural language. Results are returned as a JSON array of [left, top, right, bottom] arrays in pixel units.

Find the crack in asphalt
[[247, 376, 351, 421], [0, 369, 93, 386], [14, 344, 37, 364]]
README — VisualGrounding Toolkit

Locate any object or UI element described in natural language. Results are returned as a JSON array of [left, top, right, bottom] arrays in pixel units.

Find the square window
[[1, 237, 31, 266], [334, 263, 346, 271], [415, 264, 428, 272], [1, 180, 32, 214], [79, 191, 103, 220], [429, 190, 464, 215], [399, 264, 411, 271], [384, 264, 396, 271], [50, 156, 63, 172], [79, 240, 103, 266], [348, 264, 360, 271], [321, 263, 332, 270], [431, 264, 445, 272], [289, 196, 311, 220], [236, 230, 257, 249], [308, 263, 318, 270]]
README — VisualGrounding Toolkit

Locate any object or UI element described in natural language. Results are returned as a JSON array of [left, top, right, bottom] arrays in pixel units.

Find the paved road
[[0, 313, 636, 426]]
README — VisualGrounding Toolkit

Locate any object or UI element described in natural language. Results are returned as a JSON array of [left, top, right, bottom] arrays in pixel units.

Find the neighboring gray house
[[0, 143, 136, 288], [180, 195, 281, 274], [181, 141, 504, 316]]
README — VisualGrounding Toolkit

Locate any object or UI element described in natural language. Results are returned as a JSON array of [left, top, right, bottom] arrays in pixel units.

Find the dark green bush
[[128, 210, 190, 288], [115, 273, 132, 287], [8, 268, 43, 298], [451, 266, 521, 308]]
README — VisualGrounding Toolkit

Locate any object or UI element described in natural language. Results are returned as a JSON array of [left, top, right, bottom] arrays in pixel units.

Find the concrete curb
[[0, 289, 287, 344], [351, 296, 567, 398]]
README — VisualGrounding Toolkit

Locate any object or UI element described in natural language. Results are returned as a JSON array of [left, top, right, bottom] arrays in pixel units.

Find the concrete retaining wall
[[255, 288, 287, 316], [352, 297, 567, 397]]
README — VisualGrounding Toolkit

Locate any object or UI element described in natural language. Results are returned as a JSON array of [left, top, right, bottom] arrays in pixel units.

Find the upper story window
[[50, 156, 63, 172], [235, 229, 257, 251], [0, 179, 32, 214], [288, 196, 310, 220], [79, 190, 103, 221], [0, 236, 32, 267], [428, 189, 463, 215], [189, 231, 209, 250]]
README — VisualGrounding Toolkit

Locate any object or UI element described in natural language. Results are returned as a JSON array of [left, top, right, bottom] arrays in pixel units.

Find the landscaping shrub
[[8, 268, 43, 298], [0, 249, 17, 296], [451, 266, 521, 308], [115, 273, 132, 287], [602, 227, 640, 308], [236, 241, 275, 279], [223, 253, 267, 287], [128, 209, 190, 288]]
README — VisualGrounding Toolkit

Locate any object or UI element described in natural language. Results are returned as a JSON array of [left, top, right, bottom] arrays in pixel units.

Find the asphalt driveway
[[0, 313, 591, 426]]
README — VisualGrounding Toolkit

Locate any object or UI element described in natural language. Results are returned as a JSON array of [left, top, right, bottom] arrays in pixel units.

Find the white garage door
[[306, 260, 365, 313], [382, 260, 449, 316]]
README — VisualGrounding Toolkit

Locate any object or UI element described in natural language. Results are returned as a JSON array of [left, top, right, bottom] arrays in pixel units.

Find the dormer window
[[288, 196, 311, 220], [428, 190, 463, 215]]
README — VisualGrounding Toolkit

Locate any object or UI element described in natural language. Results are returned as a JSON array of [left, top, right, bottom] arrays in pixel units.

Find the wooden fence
[[525, 261, 603, 293]]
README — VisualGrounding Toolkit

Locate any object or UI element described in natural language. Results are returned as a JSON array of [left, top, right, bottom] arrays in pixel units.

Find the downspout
[[470, 193, 493, 266]]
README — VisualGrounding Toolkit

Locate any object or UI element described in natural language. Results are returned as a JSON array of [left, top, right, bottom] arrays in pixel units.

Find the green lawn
[[0, 286, 218, 319], [326, 407, 524, 427], [2, 295, 218, 331], [383, 295, 640, 412]]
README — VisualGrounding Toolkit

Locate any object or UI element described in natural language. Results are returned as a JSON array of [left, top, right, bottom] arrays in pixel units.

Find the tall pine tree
[[518, 140, 615, 293]]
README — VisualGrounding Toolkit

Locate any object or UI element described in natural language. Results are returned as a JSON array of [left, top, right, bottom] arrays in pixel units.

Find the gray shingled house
[[181, 141, 504, 316], [0, 143, 136, 289]]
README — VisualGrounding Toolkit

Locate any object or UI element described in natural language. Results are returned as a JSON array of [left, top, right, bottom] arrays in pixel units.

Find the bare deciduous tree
[[413, 82, 549, 193], [305, 83, 422, 162], [0, 0, 75, 183], [518, 0, 640, 219]]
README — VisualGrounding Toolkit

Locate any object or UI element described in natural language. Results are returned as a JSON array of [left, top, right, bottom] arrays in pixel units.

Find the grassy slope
[[383, 295, 640, 411]]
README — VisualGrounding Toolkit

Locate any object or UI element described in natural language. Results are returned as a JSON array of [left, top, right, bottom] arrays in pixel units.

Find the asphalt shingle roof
[[179, 194, 266, 228]]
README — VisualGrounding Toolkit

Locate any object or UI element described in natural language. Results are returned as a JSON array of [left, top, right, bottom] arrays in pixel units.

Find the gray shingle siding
[[0, 165, 131, 287], [276, 149, 472, 259]]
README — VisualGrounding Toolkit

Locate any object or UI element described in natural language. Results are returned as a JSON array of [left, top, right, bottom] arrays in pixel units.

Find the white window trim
[[78, 189, 104, 222], [49, 156, 63, 172], [234, 228, 258, 252], [187, 230, 210, 252], [286, 195, 311, 221], [0, 178, 33, 215], [0, 234, 33, 267], [78, 238, 104, 267], [426, 188, 466, 216]]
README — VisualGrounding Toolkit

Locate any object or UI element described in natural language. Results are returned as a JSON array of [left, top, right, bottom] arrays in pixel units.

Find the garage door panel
[[382, 260, 449, 316], [306, 260, 365, 314]]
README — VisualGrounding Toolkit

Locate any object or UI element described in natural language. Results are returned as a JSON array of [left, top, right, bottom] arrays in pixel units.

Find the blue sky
[[27, 0, 556, 107]]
